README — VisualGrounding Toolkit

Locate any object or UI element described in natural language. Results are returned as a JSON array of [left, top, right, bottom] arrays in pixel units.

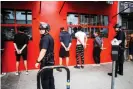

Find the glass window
[[67, 13, 109, 38], [67, 13, 78, 25], [27, 11, 32, 24], [1, 9, 15, 24], [90, 28, 100, 38], [100, 15, 104, 26], [100, 28, 108, 38], [16, 11, 26, 24], [94, 15, 98, 26], [103, 16, 108, 26], [16, 10, 32, 24], [80, 14, 89, 24], [82, 27, 90, 37], [1, 27, 16, 40], [68, 26, 78, 38]]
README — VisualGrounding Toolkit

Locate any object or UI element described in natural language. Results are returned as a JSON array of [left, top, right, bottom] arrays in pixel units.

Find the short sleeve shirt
[[40, 34, 54, 57], [75, 31, 86, 45], [60, 31, 72, 47], [13, 33, 29, 51]]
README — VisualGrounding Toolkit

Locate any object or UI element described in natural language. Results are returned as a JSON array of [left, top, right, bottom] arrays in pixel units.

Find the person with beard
[[108, 24, 125, 77]]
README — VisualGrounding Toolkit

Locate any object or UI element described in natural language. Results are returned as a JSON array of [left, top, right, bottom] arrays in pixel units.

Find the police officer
[[35, 22, 55, 89], [108, 24, 125, 77]]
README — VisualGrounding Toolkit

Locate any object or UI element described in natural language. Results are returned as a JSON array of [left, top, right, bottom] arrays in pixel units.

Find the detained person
[[59, 27, 72, 67], [13, 26, 29, 75], [74, 26, 87, 69]]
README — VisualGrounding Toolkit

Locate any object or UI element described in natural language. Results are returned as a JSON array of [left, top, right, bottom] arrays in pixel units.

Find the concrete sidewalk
[[1, 61, 133, 89]]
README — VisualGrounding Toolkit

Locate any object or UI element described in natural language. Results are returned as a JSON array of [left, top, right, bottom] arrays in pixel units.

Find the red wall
[[1, 1, 118, 72]]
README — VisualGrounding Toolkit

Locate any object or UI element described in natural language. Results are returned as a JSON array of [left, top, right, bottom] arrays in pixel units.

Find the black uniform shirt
[[40, 34, 54, 57]]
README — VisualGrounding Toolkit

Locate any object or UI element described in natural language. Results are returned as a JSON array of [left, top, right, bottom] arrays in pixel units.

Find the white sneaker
[[93, 64, 100, 66], [96, 64, 100, 66], [2, 73, 6, 75], [15, 72, 19, 75], [25, 71, 28, 75]]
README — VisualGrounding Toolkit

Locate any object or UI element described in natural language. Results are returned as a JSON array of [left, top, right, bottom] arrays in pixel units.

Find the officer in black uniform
[[35, 22, 55, 89], [108, 24, 125, 77]]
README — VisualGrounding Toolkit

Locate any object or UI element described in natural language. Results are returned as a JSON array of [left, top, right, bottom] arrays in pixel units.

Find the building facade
[[1, 1, 118, 72]]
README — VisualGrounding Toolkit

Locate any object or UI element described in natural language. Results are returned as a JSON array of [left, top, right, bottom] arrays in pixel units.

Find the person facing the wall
[[58, 27, 72, 71], [128, 33, 133, 61], [35, 22, 55, 89], [74, 26, 87, 69], [108, 24, 125, 77], [93, 31, 102, 66], [13, 26, 29, 75]]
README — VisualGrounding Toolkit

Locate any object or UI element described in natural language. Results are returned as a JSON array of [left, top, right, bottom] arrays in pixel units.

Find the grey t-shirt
[[60, 31, 72, 47], [94, 36, 102, 47]]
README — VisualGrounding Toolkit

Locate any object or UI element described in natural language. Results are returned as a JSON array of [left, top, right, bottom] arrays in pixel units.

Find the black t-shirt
[[13, 33, 29, 52], [40, 34, 54, 57]]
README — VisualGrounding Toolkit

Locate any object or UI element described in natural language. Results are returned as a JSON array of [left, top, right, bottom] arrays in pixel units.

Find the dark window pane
[[93, 15, 98, 26], [16, 11, 26, 24], [68, 26, 78, 38], [17, 26, 32, 40], [67, 14, 78, 25], [27, 11, 32, 24], [100, 28, 108, 38], [1, 27, 16, 40], [100, 15, 104, 26], [82, 28, 90, 37], [1, 9, 15, 24], [103, 16, 109, 26], [80, 14, 89, 24], [90, 28, 100, 38]]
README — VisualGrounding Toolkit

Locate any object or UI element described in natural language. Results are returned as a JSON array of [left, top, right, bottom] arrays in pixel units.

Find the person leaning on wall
[[13, 26, 29, 75]]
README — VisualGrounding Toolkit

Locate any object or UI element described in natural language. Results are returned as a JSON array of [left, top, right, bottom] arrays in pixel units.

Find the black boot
[[108, 73, 117, 77], [81, 65, 84, 69], [56, 68, 62, 72], [117, 71, 123, 76]]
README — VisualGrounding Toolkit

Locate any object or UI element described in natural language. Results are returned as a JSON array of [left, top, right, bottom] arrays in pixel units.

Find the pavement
[[1, 61, 133, 89]]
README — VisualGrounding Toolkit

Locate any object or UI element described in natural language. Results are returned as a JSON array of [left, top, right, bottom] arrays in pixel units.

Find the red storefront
[[1, 1, 118, 72]]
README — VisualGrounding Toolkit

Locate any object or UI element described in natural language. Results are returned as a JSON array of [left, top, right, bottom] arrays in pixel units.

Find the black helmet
[[113, 24, 121, 28], [39, 22, 50, 31]]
